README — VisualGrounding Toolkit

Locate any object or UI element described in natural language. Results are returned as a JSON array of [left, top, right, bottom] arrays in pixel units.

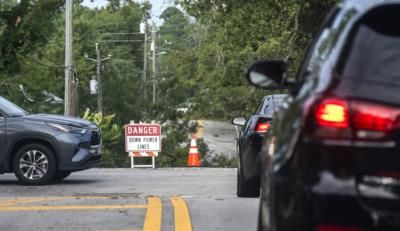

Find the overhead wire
[[15, 52, 68, 69], [21, 40, 66, 68]]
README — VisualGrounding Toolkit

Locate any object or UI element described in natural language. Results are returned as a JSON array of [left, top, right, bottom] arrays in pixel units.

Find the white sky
[[81, 0, 176, 25]]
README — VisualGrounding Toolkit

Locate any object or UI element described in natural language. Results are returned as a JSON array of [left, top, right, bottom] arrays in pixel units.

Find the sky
[[81, 0, 175, 26]]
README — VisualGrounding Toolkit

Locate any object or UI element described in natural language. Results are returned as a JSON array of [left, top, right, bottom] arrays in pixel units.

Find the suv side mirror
[[232, 117, 246, 126], [246, 60, 287, 90]]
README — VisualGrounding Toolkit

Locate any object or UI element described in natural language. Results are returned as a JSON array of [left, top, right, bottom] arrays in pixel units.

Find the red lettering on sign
[[125, 124, 161, 136]]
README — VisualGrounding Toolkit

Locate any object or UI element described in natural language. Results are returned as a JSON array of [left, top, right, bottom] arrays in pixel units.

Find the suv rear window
[[338, 5, 400, 86]]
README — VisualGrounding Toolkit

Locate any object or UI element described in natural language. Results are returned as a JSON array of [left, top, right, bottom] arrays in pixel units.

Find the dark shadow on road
[[0, 180, 19, 185], [54, 179, 103, 185]]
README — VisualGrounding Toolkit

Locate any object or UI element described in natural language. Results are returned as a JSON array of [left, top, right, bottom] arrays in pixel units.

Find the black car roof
[[262, 94, 287, 101], [341, 0, 400, 12]]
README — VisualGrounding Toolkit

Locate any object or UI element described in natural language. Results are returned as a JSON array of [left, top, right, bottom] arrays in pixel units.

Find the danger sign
[[125, 124, 161, 152]]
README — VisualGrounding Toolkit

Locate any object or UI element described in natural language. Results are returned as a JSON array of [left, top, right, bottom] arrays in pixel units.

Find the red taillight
[[352, 101, 400, 131], [315, 99, 349, 128], [316, 224, 362, 231], [308, 97, 400, 141], [254, 122, 270, 133]]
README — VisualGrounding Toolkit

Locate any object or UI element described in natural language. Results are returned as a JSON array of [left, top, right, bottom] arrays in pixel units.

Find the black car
[[232, 94, 286, 197], [247, 1, 400, 230], [0, 96, 101, 185]]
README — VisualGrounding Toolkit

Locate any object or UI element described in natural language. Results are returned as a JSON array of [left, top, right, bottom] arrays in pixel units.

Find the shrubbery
[[82, 109, 123, 167]]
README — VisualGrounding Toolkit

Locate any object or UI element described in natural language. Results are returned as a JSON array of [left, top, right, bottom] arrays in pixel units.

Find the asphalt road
[[0, 168, 258, 231], [200, 120, 237, 159]]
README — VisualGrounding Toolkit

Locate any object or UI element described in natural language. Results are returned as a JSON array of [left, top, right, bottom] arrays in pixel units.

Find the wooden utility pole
[[151, 22, 157, 105], [64, 0, 73, 116], [84, 44, 111, 114], [142, 18, 148, 101], [96, 43, 102, 113]]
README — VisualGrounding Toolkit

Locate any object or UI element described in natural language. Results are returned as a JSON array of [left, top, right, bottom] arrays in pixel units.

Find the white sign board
[[125, 124, 161, 152]]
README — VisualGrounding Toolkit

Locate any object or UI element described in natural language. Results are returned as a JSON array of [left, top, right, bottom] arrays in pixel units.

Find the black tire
[[257, 201, 265, 231], [258, 181, 269, 231], [13, 143, 57, 185], [56, 171, 71, 181], [237, 164, 260, 197]]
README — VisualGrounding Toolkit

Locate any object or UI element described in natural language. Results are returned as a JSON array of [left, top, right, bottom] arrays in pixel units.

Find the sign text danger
[[125, 124, 161, 152]]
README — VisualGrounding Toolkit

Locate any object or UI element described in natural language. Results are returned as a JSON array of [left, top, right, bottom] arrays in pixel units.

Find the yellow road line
[[197, 120, 204, 139], [170, 197, 192, 231], [0, 204, 147, 212], [0, 197, 74, 207], [143, 197, 162, 231], [0, 196, 124, 207]]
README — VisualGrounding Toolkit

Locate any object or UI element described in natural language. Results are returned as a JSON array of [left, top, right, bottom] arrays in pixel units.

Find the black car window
[[263, 96, 286, 116], [272, 98, 284, 112], [264, 102, 273, 115], [254, 100, 264, 114], [337, 5, 400, 86], [263, 103, 270, 115]]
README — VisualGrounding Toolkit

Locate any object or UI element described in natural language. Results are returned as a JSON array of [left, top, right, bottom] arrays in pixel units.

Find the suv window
[[337, 5, 400, 86], [0, 96, 28, 116]]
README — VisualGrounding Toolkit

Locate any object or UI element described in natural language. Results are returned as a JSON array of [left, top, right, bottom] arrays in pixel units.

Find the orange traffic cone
[[187, 133, 201, 167]]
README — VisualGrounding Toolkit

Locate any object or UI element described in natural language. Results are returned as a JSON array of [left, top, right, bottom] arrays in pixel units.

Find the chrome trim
[[90, 144, 101, 149]]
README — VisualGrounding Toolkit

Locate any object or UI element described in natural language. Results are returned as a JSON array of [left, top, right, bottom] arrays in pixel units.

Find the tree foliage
[[0, 0, 339, 166], [171, 0, 338, 118], [83, 109, 122, 167]]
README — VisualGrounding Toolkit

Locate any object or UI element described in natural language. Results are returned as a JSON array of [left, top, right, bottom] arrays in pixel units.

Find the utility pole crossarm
[[84, 43, 112, 114]]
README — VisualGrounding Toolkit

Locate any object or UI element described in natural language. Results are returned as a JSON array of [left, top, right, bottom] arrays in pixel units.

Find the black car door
[[268, 7, 357, 230], [240, 100, 264, 149]]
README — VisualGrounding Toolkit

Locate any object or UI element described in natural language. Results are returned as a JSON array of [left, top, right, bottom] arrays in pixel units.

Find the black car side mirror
[[246, 60, 287, 90]]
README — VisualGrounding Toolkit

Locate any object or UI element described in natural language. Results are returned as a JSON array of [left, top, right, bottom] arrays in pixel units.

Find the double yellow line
[[143, 197, 192, 231], [0, 196, 192, 231], [170, 197, 192, 231]]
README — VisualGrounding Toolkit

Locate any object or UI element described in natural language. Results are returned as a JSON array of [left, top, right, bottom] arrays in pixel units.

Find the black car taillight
[[254, 122, 270, 133], [306, 96, 400, 141]]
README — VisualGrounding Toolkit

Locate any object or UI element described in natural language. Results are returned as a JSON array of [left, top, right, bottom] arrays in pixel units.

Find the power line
[[15, 52, 67, 69], [22, 40, 64, 68], [99, 40, 144, 43]]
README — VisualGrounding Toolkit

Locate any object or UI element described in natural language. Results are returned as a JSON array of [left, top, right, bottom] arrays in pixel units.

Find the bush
[[82, 109, 122, 167], [156, 119, 197, 167]]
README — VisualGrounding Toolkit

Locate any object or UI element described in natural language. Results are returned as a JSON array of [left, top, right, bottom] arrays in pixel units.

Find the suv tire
[[13, 143, 57, 185]]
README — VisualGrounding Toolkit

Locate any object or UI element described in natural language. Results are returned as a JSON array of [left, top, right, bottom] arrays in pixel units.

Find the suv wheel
[[13, 144, 57, 185]]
